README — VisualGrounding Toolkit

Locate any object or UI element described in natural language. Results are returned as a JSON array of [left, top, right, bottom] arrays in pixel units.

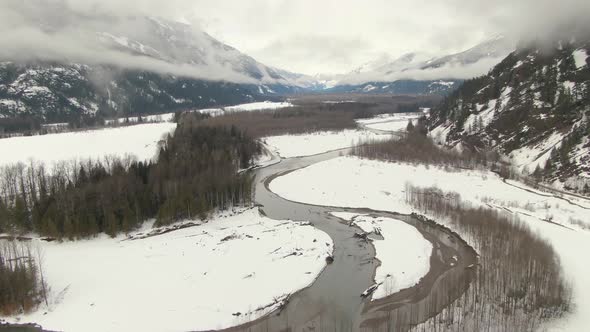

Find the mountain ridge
[[428, 39, 590, 192]]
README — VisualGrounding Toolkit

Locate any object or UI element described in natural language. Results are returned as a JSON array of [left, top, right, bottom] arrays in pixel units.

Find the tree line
[[0, 240, 46, 315], [354, 118, 503, 171], [0, 113, 260, 239], [405, 184, 571, 331]]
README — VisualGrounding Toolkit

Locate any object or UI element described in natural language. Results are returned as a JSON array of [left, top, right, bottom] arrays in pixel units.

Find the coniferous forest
[[0, 113, 260, 239]]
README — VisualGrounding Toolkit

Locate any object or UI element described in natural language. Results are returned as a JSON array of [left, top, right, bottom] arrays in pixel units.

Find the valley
[[1, 1, 589, 331]]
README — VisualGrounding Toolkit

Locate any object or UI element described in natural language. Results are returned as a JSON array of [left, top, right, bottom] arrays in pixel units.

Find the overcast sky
[[185, 0, 590, 75], [1, 0, 589, 77]]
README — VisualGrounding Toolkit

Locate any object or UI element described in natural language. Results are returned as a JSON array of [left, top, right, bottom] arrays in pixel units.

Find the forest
[[0, 240, 46, 315], [405, 184, 571, 331], [0, 113, 260, 239], [354, 118, 503, 170]]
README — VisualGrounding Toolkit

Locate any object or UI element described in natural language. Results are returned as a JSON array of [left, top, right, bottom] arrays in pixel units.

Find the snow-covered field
[[3, 209, 333, 332], [270, 156, 590, 228], [356, 113, 423, 126], [224, 101, 293, 112], [331, 212, 431, 300], [105, 112, 176, 125], [0, 123, 176, 169], [355, 112, 423, 133], [269, 156, 590, 331], [198, 101, 293, 117], [263, 130, 391, 158]]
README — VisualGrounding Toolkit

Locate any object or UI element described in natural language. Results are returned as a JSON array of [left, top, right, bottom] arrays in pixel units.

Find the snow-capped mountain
[[420, 35, 513, 70], [94, 16, 288, 84], [325, 35, 515, 95], [428, 39, 590, 192], [0, 13, 304, 127]]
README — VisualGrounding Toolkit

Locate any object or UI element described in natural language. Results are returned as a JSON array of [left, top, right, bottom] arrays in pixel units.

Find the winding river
[[218, 148, 478, 332], [2, 145, 477, 332]]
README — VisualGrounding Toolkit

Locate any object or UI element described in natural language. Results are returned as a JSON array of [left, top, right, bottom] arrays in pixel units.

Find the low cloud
[[0, 0, 259, 83], [337, 57, 506, 85], [1, 0, 589, 81]]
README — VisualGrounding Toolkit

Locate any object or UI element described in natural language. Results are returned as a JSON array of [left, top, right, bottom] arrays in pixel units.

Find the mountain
[[428, 39, 590, 192], [420, 35, 512, 70], [325, 35, 515, 95], [0, 14, 303, 129], [322, 80, 462, 95]]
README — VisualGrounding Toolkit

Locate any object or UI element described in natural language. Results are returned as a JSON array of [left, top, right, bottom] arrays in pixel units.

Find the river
[[1, 149, 477, 332], [217, 148, 477, 332]]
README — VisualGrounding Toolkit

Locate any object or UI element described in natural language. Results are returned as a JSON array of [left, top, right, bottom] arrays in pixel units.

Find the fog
[[1, 0, 589, 82]]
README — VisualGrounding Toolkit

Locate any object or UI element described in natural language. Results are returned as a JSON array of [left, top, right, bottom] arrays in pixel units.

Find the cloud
[[0, 0, 589, 80], [0, 0, 259, 83], [189, 0, 590, 75], [258, 35, 374, 74]]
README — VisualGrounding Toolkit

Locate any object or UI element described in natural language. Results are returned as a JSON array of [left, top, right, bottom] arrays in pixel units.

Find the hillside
[[0, 15, 302, 131], [324, 35, 514, 95], [429, 39, 590, 192]]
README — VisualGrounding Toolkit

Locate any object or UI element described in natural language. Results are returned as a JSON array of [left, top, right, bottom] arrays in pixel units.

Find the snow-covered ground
[[509, 131, 565, 171], [269, 156, 590, 331], [262, 130, 391, 158], [270, 156, 590, 228], [224, 101, 293, 112], [573, 48, 588, 69], [3, 209, 333, 332], [356, 113, 422, 132], [331, 212, 431, 300], [198, 101, 294, 117], [105, 112, 176, 125], [0, 123, 176, 169]]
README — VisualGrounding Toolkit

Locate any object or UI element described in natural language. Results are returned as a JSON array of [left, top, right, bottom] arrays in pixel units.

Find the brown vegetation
[[0, 241, 46, 315], [354, 121, 502, 170], [405, 184, 571, 331], [196, 104, 367, 138]]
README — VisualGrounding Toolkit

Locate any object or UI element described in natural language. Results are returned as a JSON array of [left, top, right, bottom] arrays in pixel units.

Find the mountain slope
[[429, 40, 590, 192], [326, 36, 514, 95], [0, 14, 301, 129]]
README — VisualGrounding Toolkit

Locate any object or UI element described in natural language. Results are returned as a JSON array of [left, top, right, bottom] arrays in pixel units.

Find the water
[[2, 149, 477, 332], [219, 149, 477, 332]]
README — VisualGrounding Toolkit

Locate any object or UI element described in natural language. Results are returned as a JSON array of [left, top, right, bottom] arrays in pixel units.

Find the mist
[[1, 0, 589, 82], [0, 0, 260, 83]]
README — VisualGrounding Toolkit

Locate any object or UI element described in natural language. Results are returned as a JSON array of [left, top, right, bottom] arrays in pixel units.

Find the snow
[[432, 80, 456, 87], [356, 112, 422, 132], [193, 101, 294, 118], [197, 108, 225, 116], [105, 112, 176, 125], [356, 112, 423, 126], [0, 123, 176, 169], [362, 85, 377, 92], [429, 123, 452, 144], [509, 131, 564, 171], [331, 213, 431, 299], [3, 208, 333, 332], [268, 156, 590, 331], [270, 156, 590, 228], [223, 101, 293, 112], [262, 130, 391, 158], [0, 99, 18, 108], [322, 100, 356, 104], [573, 49, 588, 69]]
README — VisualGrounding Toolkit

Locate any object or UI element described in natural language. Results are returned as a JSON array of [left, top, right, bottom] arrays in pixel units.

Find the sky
[[0, 0, 589, 80], [186, 0, 590, 75]]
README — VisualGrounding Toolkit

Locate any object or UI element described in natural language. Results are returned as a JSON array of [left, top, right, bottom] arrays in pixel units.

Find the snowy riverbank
[[268, 156, 590, 331], [1, 208, 333, 332]]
